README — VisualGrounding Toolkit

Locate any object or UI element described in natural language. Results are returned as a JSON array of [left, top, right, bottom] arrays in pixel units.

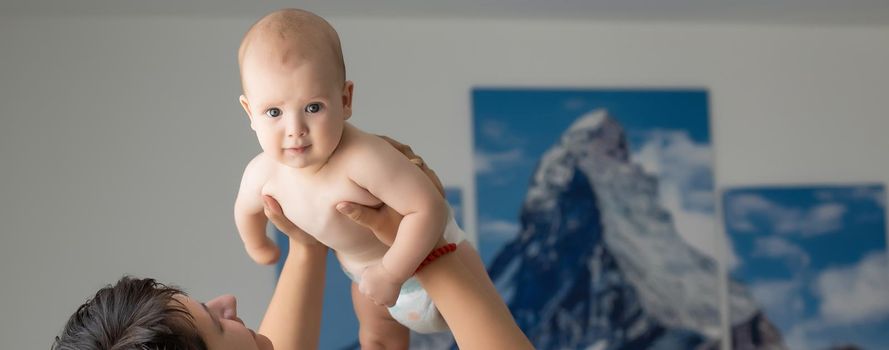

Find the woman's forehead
[[173, 295, 210, 330]]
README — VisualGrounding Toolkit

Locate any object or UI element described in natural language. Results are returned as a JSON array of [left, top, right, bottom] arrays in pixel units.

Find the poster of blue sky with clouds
[[723, 185, 889, 349]]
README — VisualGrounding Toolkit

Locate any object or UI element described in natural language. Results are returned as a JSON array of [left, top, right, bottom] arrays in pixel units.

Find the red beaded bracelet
[[414, 243, 458, 274]]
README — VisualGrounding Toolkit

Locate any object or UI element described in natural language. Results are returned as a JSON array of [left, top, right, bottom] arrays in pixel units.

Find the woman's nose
[[207, 294, 239, 320]]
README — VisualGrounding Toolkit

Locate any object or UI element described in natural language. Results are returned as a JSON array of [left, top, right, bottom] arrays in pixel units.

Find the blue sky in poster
[[472, 88, 713, 264], [723, 185, 889, 350], [445, 188, 464, 228]]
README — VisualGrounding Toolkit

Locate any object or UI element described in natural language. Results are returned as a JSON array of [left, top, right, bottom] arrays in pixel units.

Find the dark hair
[[52, 276, 207, 350]]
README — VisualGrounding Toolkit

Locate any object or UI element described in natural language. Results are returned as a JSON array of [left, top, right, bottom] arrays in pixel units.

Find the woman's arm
[[257, 195, 328, 350], [418, 254, 531, 349], [336, 203, 534, 350], [261, 196, 533, 349]]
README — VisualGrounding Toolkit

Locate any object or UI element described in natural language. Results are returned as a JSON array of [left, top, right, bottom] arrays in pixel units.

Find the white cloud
[[815, 252, 889, 325], [479, 119, 525, 147], [749, 278, 805, 325], [753, 258, 889, 350], [474, 120, 530, 176], [751, 237, 810, 271], [474, 148, 524, 174], [782, 321, 818, 350], [632, 131, 714, 212], [627, 129, 739, 270], [633, 146, 661, 176], [633, 130, 712, 175], [744, 249, 889, 350], [479, 218, 520, 240], [726, 194, 847, 237], [630, 130, 725, 264], [852, 186, 887, 208], [798, 203, 845, 235], [657, 180, 732, 266], [816, 186, 886, 208], [725, 194, 774, 233], [724, 239, 742, 271]]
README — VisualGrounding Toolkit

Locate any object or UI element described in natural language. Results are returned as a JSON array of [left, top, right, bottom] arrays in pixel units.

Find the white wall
[[1, 14, 888, 349]]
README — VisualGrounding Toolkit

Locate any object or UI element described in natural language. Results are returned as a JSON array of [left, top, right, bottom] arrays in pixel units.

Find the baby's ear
[[342, 81, 354, 120], [239, 94, 256, 130]]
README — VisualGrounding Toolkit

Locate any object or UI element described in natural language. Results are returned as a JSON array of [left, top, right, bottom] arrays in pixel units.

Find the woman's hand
[[335, 202, 402, 246]]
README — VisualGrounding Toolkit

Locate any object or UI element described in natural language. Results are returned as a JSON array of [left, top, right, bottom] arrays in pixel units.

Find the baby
[[233, 8, 472, 346]]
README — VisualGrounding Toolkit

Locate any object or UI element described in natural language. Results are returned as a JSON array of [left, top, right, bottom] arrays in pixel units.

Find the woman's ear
[[342, 80, 354, 120]]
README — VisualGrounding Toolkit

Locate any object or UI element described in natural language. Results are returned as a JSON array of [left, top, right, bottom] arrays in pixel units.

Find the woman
[[53, 138, 532, 350]]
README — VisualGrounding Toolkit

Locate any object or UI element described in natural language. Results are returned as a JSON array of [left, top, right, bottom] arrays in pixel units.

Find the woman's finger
[[336, 202, 399, 245], [262, 195, 283, 217], [335, 202, 378, 229]]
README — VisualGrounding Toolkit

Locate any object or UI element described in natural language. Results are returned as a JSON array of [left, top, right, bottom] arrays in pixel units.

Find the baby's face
[[240, 56, 351, 171]]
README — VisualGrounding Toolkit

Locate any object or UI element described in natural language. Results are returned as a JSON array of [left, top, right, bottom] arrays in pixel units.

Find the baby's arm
[[348, 136, 448, 305], [234, 153, 280, 265]]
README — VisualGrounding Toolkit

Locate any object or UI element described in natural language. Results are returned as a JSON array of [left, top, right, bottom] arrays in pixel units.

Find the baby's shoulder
[[337, 124, 391, 159], [242, 152, 276, 179], [236, 153, 276, 198]]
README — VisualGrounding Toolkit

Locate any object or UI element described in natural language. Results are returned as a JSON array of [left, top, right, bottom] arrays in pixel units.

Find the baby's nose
[[287, 127, 308, 137], [285, 116, 308, 137]]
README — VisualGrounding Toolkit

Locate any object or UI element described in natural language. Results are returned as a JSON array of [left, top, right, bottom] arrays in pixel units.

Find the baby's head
[[238, 9, 353, 170]]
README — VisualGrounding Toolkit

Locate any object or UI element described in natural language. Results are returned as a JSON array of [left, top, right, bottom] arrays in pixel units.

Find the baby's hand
[[245, 237, 280, 265], [358, 263, 403, 307]]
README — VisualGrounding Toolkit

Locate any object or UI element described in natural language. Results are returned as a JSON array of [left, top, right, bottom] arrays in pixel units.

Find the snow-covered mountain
[[410, 110, 785, 350]]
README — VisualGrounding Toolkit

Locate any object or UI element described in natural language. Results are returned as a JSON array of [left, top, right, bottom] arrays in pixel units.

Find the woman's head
[[53, 276, 271, 350], [53, 276, 205, 349], [176, 293, 272, 350]]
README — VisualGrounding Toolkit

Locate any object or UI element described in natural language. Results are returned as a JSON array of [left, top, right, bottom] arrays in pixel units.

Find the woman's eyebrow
[[201, 302, 224, 334]]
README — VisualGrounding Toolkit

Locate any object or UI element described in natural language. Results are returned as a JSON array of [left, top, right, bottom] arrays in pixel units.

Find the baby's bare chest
[[261, 172, 382, 249]]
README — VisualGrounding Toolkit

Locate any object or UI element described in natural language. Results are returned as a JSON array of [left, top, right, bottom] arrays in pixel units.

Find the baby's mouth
[[285, 145, 311, 154]]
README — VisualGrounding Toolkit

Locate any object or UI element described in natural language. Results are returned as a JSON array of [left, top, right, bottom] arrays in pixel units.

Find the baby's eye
[[304, 103, 323, 114], [265, 108, 282, 118]]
